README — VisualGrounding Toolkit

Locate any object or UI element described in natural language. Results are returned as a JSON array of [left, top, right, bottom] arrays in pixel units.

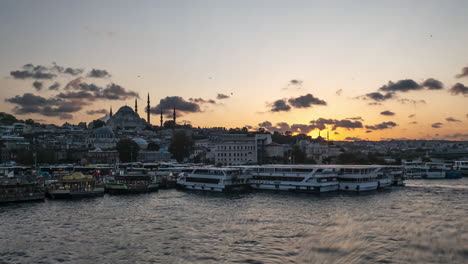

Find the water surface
[[1, 179, 467, 264]]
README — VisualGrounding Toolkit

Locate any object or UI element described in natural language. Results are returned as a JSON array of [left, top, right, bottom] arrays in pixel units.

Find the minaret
[[146, 93, 150, 124], [318, 130, 321, 138], [109, 106, 113, 118], [173, 107, 176, 125], [134, 98, 138, 114], [160, 108, 163, 127], [327, 130, 329, 141]]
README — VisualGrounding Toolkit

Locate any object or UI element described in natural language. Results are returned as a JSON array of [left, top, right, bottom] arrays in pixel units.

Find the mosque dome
[[93, 126, 115, 138], [106, 105, 147, 130], [115, 106, 135, 115], [132, 137, 148, 149]]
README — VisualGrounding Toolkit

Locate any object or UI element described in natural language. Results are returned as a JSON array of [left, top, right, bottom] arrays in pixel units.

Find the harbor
[[2, 161, 467, 204]]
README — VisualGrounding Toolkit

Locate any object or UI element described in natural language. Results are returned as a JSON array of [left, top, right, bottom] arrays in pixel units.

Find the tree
[[116, 139, 140, 162], [147, 141, 160, 151], [164, 120, 176, 129], [0, 112, 19, 125], [291, 145, 306, 164], [91, 119, 106, 129], [169, 131, 193, 162]]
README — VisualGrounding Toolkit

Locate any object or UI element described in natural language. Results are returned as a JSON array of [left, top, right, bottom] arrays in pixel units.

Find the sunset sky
[[0, 0, 467, 141]]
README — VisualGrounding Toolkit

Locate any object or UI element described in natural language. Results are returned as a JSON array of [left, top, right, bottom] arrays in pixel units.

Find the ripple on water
[[0, 179, 467, 264]]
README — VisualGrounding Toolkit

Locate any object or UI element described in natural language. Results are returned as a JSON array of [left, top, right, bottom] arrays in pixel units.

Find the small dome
[[93, 126, 114, 138], [132, 137, 148, 149]]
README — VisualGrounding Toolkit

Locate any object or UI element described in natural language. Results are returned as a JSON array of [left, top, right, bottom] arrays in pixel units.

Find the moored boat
[[453, 161, 468, 176], [46, 172, 104, 199], [105, 168, 159, 194], [337, 166, 380, 192], [1, 167, 45, 204], [177, 167, 250, 192], [244, 165, 339, 193]]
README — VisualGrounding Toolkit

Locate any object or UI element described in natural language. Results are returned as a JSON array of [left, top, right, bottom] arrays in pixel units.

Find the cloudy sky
[[0, 0, 467, 140]]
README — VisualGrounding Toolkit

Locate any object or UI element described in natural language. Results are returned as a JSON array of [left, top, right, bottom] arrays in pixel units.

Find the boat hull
[[445, 171, 463, 179], [1, 185, 45, 204], [47, 189, 104, 199], [250, 183, 339, 193], [177, 183, 250, 192], [339, 182, 378, 192], [105, 185, 159, 194]]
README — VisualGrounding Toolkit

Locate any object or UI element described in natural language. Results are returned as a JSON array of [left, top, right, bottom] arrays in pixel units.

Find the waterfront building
[[87, 148, 119, 164], [213, 134, 272, 166], [87, 126, 117, 150]]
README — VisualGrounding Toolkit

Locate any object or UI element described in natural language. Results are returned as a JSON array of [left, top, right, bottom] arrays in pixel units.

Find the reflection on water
[[1, 179, 467, 264]]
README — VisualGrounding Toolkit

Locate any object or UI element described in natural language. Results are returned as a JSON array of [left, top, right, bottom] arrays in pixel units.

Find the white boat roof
[[237, 164, 385, 169]]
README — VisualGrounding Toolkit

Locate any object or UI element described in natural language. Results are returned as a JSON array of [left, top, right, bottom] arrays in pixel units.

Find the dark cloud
[[32, 81, 43, 91], [86, 109, 107, 115], [10, 63, 83, 80], [288, 94, 327, 108], [100, 83, 139, 100], [366, 130, 373, 133], [189, 98, 216, 104], [431, 122, 443, 128], [368, 102, 382, 106], [421, 78, 443, 90], [455, 67, 468, 78], [336, 89, 343, 96], [270, 99, 291, 112], [380, 110, 395, 116], [365, 121, 398, 130], [379, 79, 421, 92], [257, 121, 293, 133], [446, 117, 461, 122], [57, 91, 95, 100], [331, 119, 363, 130], [408, 114, 415, 118], [51, 63, 83, 76], [5, 93, 82, 119], [289, 79, 303, 86], [309, 118, 363, 131], [10, 68, 56, 80], [449, 83, 468, 96], [258, 121, 273, 128], [216, 93, 230, 100], [334, 132, 339, 135], [345, 137, 361, 141], [364, 92, 394, 102], [360, 78, 444, 103], [87, 68, 111, 78], [150, 96, 202, 117], [290, 124, 316, 134], [409, 121, 418, 125], [62, 78, 138, 101], [397, 98, 426, 104], [346, 117, 364, 121], [276, 122, 290, 131], [48, 82, 60, 91]]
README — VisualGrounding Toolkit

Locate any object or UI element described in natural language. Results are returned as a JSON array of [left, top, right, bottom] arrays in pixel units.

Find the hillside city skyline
[[1, 1, 467, 141]]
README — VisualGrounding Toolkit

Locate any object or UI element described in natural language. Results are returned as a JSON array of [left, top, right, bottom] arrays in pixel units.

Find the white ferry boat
[[382, 166, 405, 186], [424, 163, 451, 179], [176, 167, 250, 192], [454, 161, 468, 176], [376, 167, 393, 188], [402, 161, 429, 179], [243, 165, 339, 193], [337, 166, 380, 192]]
